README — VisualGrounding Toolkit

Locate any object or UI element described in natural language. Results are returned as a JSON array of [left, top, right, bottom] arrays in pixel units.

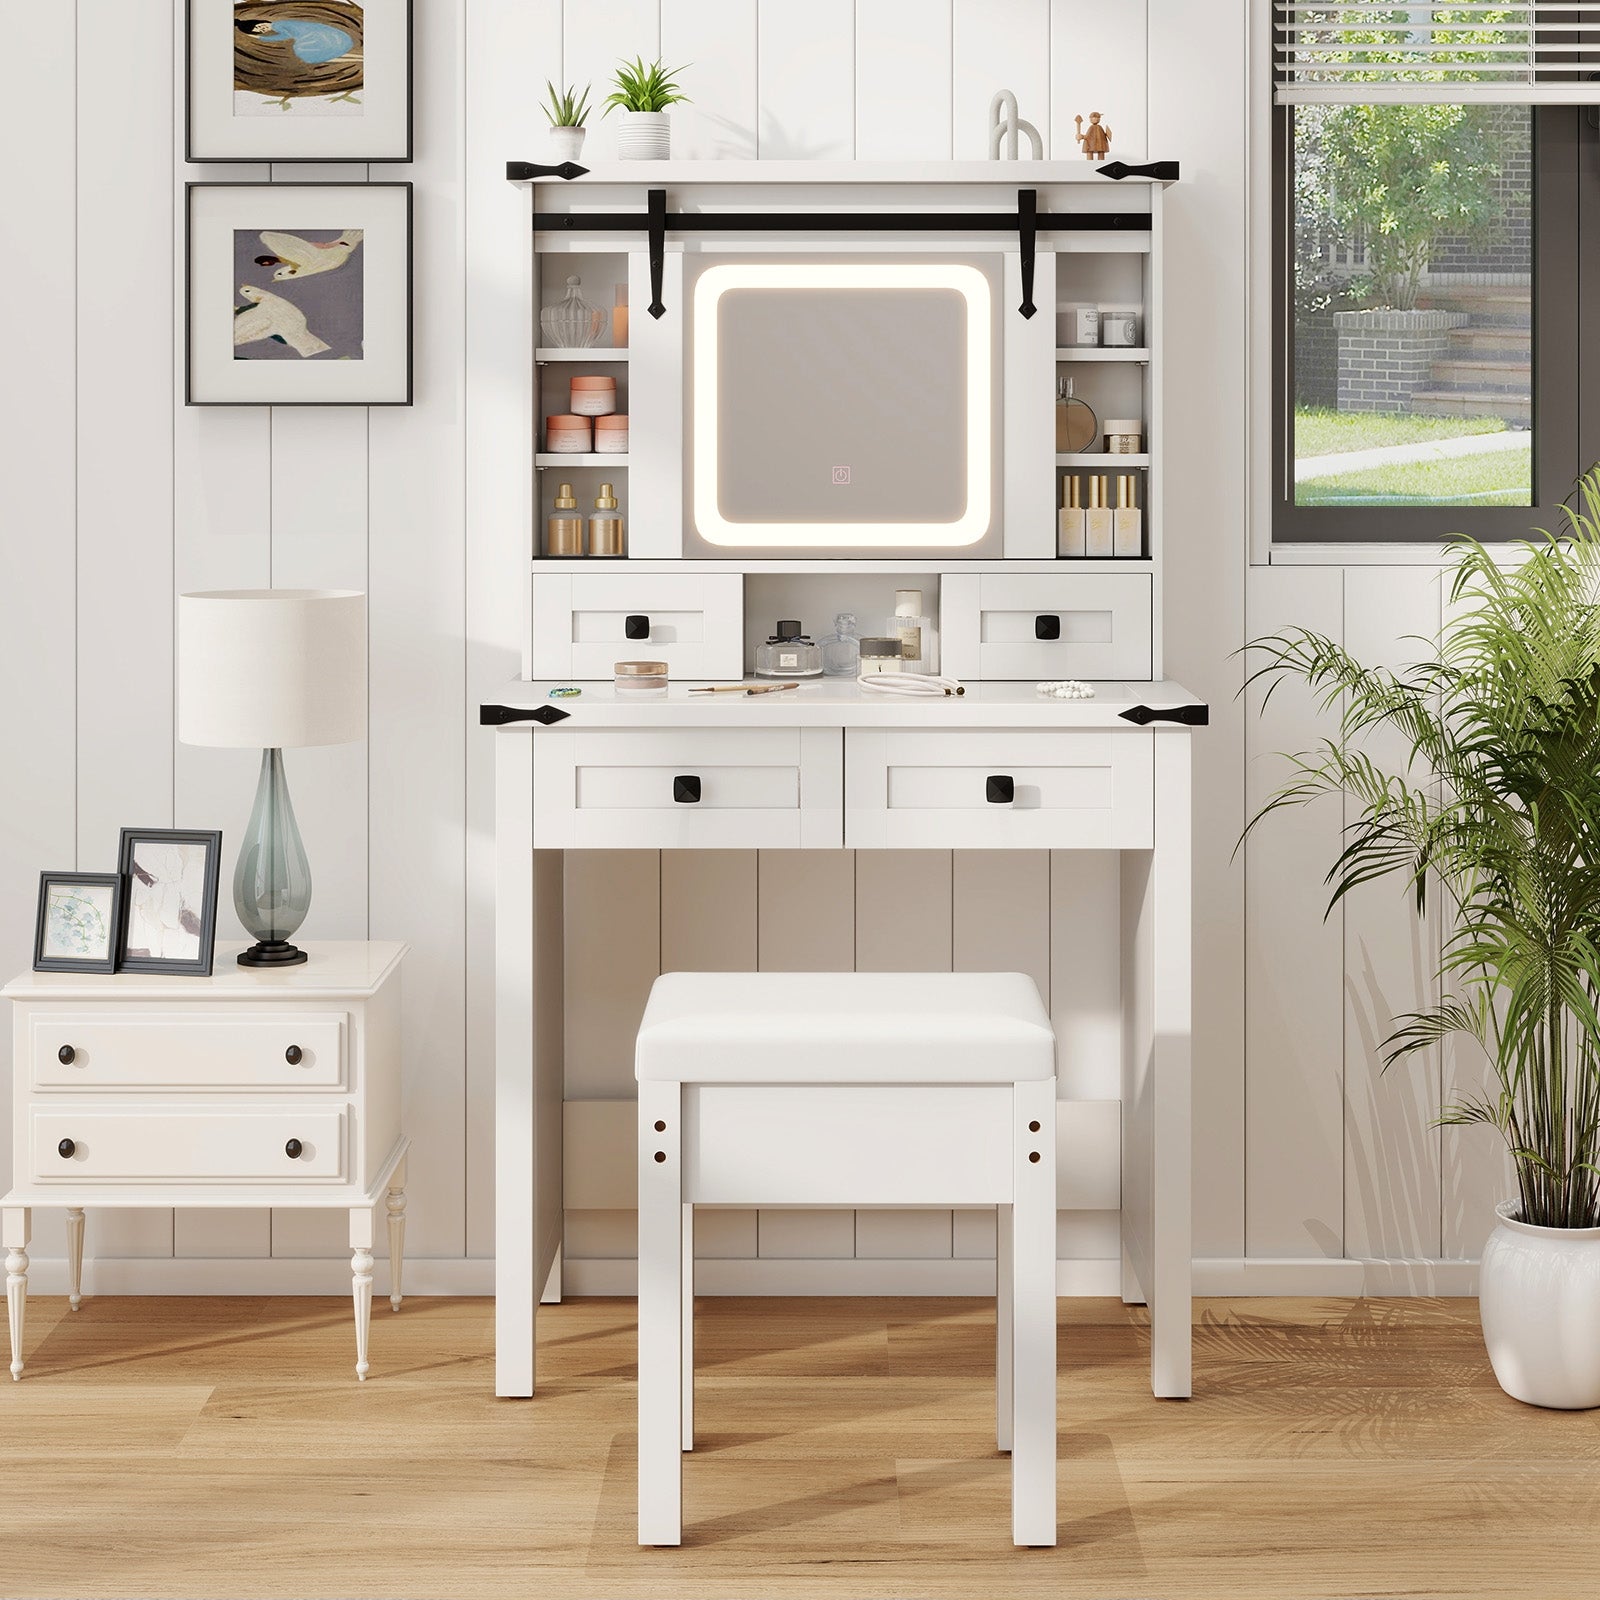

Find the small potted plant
[[542, 80, 592, 163], [603, 56, 690, 161], [1247, 477, 1600, 1409]]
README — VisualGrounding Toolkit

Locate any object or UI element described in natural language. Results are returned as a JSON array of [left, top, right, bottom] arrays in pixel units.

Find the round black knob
[[285, 1138, 304, 1160], [58, 1138, 75, 1159], [285, 1045, 303, 1065], [57, 1045, 75, 1065]]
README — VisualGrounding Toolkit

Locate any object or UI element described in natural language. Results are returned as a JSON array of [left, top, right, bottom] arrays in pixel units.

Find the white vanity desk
[[488, 675, 1198, 1400]]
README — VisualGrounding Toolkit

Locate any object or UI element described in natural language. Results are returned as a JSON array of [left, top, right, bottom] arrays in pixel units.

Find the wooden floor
[[2, 1293, 1596, 1599]]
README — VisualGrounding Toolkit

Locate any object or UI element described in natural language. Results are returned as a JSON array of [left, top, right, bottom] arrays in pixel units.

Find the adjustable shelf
[[537, 348, 629, 362], [1055, 347, 1150, 362]]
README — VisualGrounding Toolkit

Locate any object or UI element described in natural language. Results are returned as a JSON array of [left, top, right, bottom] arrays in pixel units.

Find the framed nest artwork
[[187, 181, 412, 406], [187, 1, 413, 162]]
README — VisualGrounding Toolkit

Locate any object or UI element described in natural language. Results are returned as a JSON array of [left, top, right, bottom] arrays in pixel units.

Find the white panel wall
[[0, 0, 1509, 1296]]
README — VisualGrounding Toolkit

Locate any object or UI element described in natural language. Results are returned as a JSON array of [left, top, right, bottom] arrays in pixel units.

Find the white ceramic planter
[[547, 125, 586, 163], [616, 111, 671, 160], [1479, 1200, 1600, 1409]]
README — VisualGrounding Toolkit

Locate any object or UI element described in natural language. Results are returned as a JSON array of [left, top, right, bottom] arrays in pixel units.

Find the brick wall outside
[[1334, 308, 1468, 413], [1431, 103, 1532, 276]]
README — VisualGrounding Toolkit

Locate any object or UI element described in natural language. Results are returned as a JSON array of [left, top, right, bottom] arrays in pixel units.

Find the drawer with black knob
[[529, 574, 743, 681], [30, 1107, 347, 1183], [942, 573, 1152, 681], [29, 1013, 346, 1091]]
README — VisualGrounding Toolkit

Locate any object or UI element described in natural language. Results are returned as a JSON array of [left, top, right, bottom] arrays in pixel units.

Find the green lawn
[[1295, 407, 1508, 460], [1296, 444, 1531, 507]]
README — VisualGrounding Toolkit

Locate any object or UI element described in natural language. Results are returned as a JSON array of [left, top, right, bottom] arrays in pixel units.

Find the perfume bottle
[[545, 481, 583, 557], [1058, 474, 1086, 558], [1113, 473, 1143, 558], [588, 482, 625, 557], [821, 613, 861, 677], [755, 620, 822, 678], [888, 589, 930, 673], [1085, 475, 1115, 558]]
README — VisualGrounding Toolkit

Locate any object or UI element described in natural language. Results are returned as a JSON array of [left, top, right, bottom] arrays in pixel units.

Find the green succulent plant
[[603, 56, 691, 114], [542, 80, 593, 128]]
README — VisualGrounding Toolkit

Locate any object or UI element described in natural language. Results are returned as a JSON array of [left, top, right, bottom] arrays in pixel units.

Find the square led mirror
[[688, 259, 1000, 554]]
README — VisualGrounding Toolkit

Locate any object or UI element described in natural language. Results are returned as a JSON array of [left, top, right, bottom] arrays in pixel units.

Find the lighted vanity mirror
[[686, 258, 1003, 557]]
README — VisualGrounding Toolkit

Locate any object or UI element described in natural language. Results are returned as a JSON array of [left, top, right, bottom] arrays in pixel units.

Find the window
[[1271, 8, 1596, 543]]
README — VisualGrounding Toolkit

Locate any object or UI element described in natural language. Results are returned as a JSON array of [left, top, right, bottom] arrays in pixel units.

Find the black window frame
[[1272, 103, 1587, 545]]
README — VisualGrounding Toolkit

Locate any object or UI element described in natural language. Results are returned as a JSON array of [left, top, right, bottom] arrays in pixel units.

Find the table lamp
[[178, 589, 366, 968]]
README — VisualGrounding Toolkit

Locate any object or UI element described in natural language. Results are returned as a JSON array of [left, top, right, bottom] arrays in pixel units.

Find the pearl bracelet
[[1035, 679, 1095, 700]]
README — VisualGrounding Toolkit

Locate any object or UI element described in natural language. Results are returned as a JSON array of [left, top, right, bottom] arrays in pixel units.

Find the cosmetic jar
[[614, 660, 669, 698], [1104, 419, 1144, 454], [569, 375, 617, 416], [545, 414, 592, 452], [858, 637, 906, 675], [594, 414, 629, 453]]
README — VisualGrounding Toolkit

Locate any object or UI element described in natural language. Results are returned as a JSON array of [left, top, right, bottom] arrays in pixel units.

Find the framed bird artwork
[[187, 182, 413, 406], [187, 0, 413, 162]]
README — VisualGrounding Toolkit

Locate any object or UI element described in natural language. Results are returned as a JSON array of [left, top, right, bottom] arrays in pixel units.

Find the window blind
[[1274, 4, 1600, 102]]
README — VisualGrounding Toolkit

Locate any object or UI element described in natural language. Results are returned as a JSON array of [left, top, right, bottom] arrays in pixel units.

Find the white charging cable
[[855, 671, 966, 698]]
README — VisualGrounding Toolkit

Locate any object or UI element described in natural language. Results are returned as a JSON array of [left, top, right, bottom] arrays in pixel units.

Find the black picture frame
[[186, 0, 414, 164], [33, 873, 124, 975], [185, 181, 414, 407], [116, 829, 224, 978]]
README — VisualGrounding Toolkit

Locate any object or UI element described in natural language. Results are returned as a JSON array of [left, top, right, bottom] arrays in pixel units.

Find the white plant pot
[[547, 125, 586, 163], [616, 111, 671, 161], [1479, 1200, 1600, 1409]]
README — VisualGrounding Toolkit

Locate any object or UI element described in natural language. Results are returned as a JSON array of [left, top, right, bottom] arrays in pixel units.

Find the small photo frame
[[187, 181, 413, 406], [117, 829, 224, 978], [187, 0, 413, 163], [34, 873, 124, 975]]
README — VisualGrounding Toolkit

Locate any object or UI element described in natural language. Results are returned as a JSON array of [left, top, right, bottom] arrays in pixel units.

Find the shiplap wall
[[0, 0, 1502, 1296]]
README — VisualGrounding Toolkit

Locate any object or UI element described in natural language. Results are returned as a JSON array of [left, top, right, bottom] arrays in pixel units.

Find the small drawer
[[31, 1107, 346, 1183], [845, 727, 1153, 850], [529, 574, 743, 680], [30, 1013, 346, 1091], [533, 726, 842, 849], [942, 573, 1152, 681]]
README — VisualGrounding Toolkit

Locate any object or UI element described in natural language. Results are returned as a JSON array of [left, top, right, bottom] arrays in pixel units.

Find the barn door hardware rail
[[506, 161, 590, 181], [1118, 703, 1209, 727], [516, 185, 1156, 320], [480, 703, 572, 727]]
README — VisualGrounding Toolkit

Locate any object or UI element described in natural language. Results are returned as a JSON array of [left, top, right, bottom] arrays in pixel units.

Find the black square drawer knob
[[1035, 614, 1062, 641], [624, 614, 651, 641], [986, 775, 1016, 805], [673, 774, 702, 804]]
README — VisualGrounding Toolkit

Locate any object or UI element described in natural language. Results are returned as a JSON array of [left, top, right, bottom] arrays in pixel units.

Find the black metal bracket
[[479, 703, 572, 727], [506, 161, 590, 182], [1118, 703, 1209, 727], [1098, 160, 1180, 183], [647, 187, 667, 319], [1017, 188, 1038, 319]]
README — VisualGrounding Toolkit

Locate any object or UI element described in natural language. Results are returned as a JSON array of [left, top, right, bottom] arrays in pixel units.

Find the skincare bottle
[[890, 589, 931, 673], [1113, 474, 1144, 558], [545, 482, 584, 558], [1085, 474, 1115, 558], [1057, 474, 1086, 558], [821, 612, 862, 677], [588, 483, 625, 557]]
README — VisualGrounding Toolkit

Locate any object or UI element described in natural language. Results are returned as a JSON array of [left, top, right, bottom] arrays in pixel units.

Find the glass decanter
[[540, 275, 604, 349]]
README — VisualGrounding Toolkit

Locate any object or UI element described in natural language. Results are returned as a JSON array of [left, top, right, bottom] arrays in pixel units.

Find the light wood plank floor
[[1, 1293, 1596, 1599]]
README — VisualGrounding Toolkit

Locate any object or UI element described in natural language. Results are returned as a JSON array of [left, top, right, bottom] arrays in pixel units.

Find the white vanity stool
[[634, 970, 1059, 1549]]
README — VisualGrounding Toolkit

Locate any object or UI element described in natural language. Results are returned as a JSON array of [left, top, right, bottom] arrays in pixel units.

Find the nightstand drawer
[[31, 1107, 347, 1183], [30, 1013, 346, 1091]]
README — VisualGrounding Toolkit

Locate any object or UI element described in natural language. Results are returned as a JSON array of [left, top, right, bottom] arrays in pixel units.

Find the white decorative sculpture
[[987, 89, 1043, 161]]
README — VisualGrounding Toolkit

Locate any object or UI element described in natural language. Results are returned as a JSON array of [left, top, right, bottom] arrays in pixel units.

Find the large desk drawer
[[530, 574, 743, 681], [942, 573, 1152, 681], [845, 727, 1153, 849], [533, 727, 843, 848]]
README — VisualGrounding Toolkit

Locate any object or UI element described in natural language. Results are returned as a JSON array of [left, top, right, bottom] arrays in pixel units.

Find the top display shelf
[[508, 160, 1176, 188]]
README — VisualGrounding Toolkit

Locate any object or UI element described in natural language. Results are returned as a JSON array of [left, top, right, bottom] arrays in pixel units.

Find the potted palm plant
[[542, 80, 592, 163], [603, 56, 690, 160], [1248, 478, 1600, 1409]]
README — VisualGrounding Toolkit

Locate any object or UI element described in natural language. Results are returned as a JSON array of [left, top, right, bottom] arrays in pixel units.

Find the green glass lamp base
[[238, 939, 310, 968]]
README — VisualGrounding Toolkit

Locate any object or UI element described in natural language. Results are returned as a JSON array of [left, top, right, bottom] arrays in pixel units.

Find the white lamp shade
[[178, 589, 367, 749]]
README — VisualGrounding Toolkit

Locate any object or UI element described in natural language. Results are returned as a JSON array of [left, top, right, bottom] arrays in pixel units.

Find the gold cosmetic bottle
[[1113, 474, 1144, 558], [1057, 474, 1086, 558], [1085, 474, 1115, 558], [545, 481, 584, 557], [589, 482, 625, 557]]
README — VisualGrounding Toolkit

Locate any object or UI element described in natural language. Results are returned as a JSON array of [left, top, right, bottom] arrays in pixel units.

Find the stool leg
[[682, 1202, 694, 1452], [996, 1204, 1013, 1453], [1011, 1080, 1057, 1547], [638, 1082, 683, 1546]]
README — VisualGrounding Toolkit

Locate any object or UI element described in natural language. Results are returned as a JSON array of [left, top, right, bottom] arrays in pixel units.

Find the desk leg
[[682, 1202, 694, 1452], [1011, 1080, 1057, 1548], [4, 1209, 29, 1382], [386, 1156, 407, 1312], [66, 1208, 85, 1312], [638, 1082, 682, 1546], [996, 1204, 1013, 1454], [350, 1208, 375, 1382]]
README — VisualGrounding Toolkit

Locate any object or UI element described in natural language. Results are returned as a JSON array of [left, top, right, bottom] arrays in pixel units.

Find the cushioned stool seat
[[635, 969, 1058, 1549]]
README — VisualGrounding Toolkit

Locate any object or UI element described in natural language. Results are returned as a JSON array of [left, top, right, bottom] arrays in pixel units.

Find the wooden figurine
[[1074, 112, 1112, 161]]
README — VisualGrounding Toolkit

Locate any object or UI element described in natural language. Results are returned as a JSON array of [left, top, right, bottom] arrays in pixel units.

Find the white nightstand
[[2, 941, 409, 1382]]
